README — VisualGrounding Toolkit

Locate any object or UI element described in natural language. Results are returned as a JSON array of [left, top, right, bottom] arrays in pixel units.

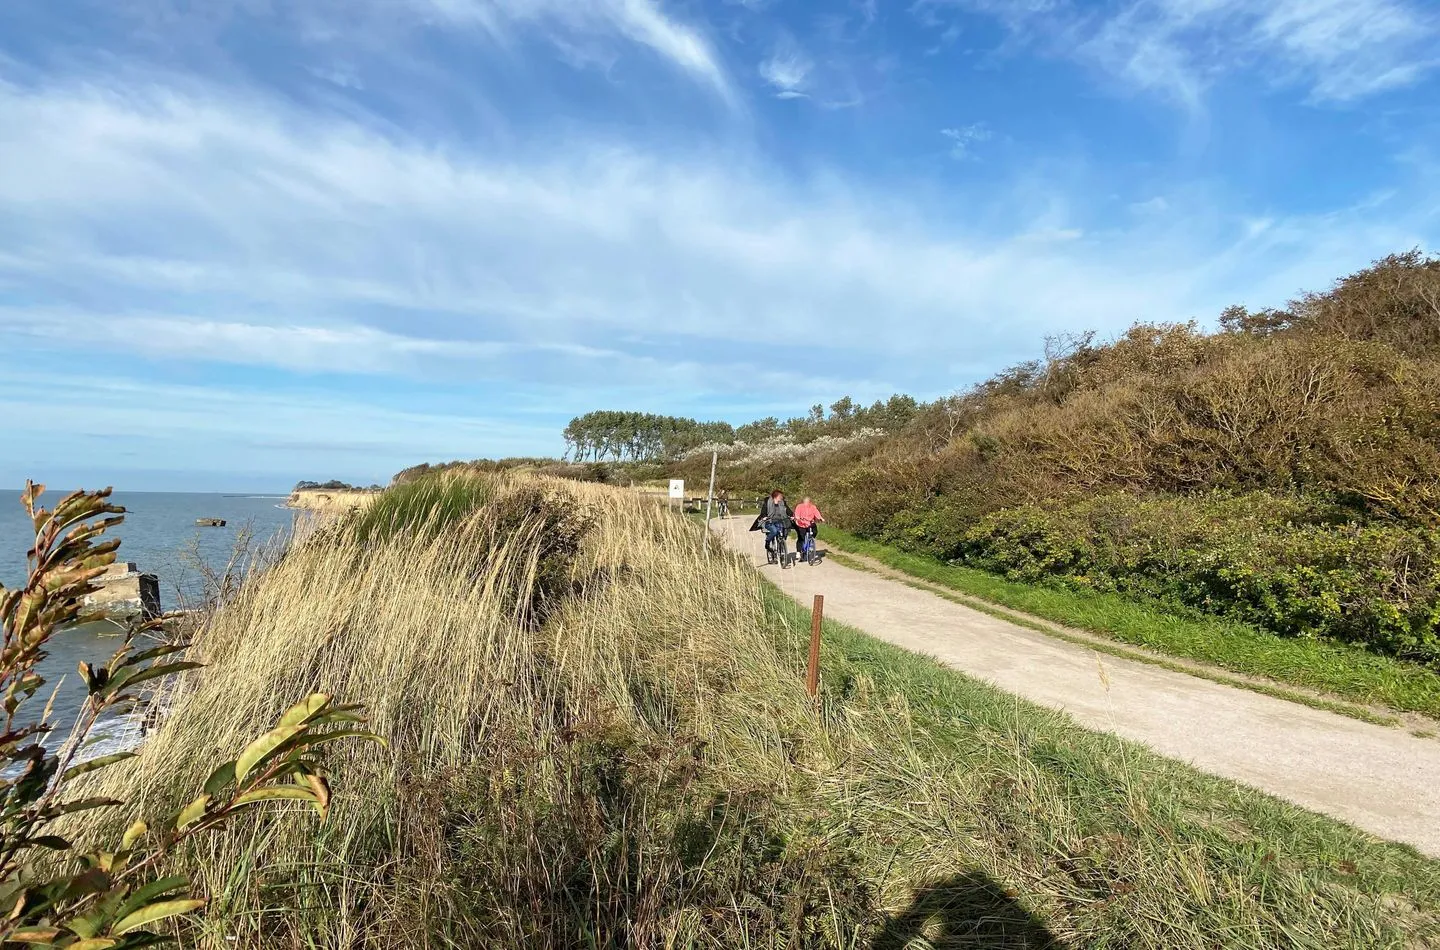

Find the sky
[[1, 0, 1438, 491]]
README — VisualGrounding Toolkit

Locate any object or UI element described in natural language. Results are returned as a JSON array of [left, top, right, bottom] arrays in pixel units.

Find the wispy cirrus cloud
[[2, 0, 1438, 487], [2, 72, 1433, 394], [917, 0, 1439, 106], [759, 35, 813, 97], [940, 123, 992, 159], [40, 0, 738, 103], [420, 0, 736, 100]]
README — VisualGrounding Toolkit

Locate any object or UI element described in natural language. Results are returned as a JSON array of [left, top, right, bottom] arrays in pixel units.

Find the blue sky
[[2, 0, 1437, 491]]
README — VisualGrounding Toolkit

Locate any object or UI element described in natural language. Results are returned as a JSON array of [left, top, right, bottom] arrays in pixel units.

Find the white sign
[[668, 479, 685, 499]]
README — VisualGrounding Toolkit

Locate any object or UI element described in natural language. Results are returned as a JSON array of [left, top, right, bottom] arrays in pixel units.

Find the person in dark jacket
[[755, 489, 794, 564]]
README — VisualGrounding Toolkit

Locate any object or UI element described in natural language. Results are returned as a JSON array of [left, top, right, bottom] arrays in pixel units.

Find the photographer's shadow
[[871, 872, 1063, 950]]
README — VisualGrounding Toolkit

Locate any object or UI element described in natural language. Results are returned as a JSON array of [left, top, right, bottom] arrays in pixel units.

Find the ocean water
[[0, 489, 299, 743]]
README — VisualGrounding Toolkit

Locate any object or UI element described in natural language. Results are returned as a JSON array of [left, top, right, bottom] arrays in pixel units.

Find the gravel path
[[715, 517, 1440, 857]]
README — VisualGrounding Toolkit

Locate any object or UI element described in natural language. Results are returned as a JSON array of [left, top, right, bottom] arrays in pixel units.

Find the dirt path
[[714, 517, 1440, 858]]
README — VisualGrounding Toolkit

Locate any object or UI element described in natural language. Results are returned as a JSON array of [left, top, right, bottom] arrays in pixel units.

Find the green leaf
[[234, 723, 305, 783], [115, 876, 191, 922], [277, 693, 331, 729], [77, 662, 104, 692], [62, 752, 137, 781], [55, 797, 123, 816], [304, 773, 331, 820], [277, 730, 388, 760], [68, 938, 117, 950], [24, 835, 72, 851], [102, 662, 204, 699], [231, 787, 318, 808], [175, 795, 210, 831], [112, 898, 206, 935], [5, 926, 61, 943], [201, 762, 235, 797], [116, 643, 190, 669], [121, 820, 147, 849]]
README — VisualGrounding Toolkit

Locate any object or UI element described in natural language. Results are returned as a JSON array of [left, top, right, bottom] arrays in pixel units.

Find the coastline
[[285, 488, 381, 513]]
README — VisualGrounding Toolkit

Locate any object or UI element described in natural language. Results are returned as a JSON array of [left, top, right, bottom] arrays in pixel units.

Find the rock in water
[[83, 562, 161, 622]]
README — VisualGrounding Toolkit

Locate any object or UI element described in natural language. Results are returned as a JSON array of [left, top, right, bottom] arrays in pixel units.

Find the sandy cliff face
[[286, 489, 380, 513]]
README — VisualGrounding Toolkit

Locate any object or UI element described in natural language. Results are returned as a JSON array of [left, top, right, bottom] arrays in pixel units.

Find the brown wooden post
[[806, 594, 823, 697]]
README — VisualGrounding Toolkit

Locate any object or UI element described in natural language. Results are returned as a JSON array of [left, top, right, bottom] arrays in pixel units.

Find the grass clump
[[349, 469, 500, 543], [79, 476, 1440, 947]]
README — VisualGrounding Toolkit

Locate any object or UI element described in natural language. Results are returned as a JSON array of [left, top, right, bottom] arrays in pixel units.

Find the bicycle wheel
[[778, 537, 789, 568]]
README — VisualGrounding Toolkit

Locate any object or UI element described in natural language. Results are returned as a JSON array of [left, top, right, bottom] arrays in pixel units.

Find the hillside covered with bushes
[[652, 252, 1440, 665]]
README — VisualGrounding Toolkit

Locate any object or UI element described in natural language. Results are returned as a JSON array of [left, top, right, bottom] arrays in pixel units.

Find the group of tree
[[563, 395, 924, 464], [293, 479, 381, 492], [562, 411, 736, 462], [734, 394, 923, 444]]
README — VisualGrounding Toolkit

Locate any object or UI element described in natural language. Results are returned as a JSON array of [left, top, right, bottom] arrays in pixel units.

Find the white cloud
[[0, 73, 1435, 405], [919, 0, 1439, 105], [94, 0, 737, 103], [0, 309, 605, 376], [759, 37, 813, 98], [0, 367, 553, 482], [940, 123, 992, 159]]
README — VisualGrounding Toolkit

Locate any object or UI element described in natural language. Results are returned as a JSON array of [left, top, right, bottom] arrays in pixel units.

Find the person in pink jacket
[[793, 497, 825, 565]]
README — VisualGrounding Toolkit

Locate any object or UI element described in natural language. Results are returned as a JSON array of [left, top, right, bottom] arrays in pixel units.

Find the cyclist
[[758, 489, 794, 567], [716, 489, 730, 518], [793, 496, 826, 565]]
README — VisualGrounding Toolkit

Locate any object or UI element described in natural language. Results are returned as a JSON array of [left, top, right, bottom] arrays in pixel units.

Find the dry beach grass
[[76, 473, 1440, 947]]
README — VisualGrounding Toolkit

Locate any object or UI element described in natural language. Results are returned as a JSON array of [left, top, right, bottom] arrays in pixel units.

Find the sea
[[0, 490, 299, 750]]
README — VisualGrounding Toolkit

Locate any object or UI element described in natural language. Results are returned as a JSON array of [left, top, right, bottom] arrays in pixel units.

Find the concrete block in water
[[84, 562, 161, 622]]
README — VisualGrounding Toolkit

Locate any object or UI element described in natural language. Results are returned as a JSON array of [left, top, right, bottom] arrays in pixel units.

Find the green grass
[[350, 471, 498, 543], [821, 527, 1440, 722], [761, 586, 1440, 945]]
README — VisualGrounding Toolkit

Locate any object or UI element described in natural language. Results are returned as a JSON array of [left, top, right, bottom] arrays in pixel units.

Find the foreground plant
[[0, 483, 378, 948]]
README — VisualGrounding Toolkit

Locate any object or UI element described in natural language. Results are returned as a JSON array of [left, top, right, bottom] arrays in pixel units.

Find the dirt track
[[714, 517, 1440, 858]]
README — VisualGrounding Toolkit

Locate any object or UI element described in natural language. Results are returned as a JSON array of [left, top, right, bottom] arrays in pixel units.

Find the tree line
[[562, 396, 924, 463], [562, 411, 736, 462]]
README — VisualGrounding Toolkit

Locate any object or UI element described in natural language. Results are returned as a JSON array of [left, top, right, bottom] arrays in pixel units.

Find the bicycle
[[764, 520, 791, 568], [796, 524, 819, 566]]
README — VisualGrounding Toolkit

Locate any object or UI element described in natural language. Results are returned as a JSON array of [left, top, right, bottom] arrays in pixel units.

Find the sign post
[[702, 451, 718, 559], [668, 479, 685, 513]]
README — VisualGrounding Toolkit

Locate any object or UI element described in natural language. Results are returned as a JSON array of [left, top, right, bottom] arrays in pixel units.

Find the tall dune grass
[[80, 474, 1440, 947]]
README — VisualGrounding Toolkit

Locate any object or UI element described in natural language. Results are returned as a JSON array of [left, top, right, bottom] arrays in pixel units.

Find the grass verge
[[821, 527, 1440, 723], [766, 586, 1440, 939]]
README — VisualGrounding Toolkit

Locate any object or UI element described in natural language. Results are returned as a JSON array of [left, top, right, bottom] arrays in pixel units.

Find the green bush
[[958, 492, 1440, 662]]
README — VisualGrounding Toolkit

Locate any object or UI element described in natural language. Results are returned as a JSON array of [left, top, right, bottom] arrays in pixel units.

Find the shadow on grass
[[871, 873, 1063, 950]]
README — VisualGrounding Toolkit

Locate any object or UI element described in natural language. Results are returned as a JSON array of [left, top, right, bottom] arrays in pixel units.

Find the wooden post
[[806, 594, 823, 697], [702, 450, 718, 560]]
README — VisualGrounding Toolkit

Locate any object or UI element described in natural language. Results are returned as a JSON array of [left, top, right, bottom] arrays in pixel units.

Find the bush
[[350, 473, 592, 625], [959, 492, 1440, 661]]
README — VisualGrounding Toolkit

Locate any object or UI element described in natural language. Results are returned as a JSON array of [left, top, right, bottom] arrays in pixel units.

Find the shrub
[[959, 492, 1440, 661]]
